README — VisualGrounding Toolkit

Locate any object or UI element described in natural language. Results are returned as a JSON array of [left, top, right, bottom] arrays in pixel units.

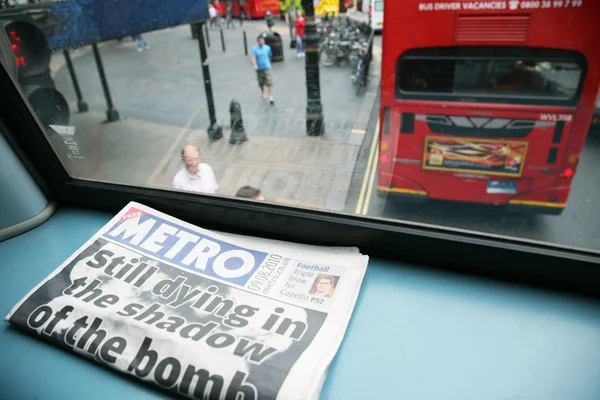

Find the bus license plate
[[487, 180, 517, 194]]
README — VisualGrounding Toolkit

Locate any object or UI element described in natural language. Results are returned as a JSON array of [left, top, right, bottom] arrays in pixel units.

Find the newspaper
[[5, 202, 368, 400]]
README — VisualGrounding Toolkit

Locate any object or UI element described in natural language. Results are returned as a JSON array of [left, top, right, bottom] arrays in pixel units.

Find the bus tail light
[[561, 150, 580, 180], [378, 108, 394, 173], [379, 141, 390, 164], [567, 154, 579, 165], [562, 168, 574, 179]]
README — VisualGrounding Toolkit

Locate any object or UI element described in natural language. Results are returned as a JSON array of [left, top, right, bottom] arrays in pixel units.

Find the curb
[[346, 78, 379, 147]]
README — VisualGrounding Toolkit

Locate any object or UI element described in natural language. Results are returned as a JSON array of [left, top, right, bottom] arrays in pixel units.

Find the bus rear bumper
[[376, 186, 428, 203], [378, 186, 567, 215], [505, 200, 566, 216]]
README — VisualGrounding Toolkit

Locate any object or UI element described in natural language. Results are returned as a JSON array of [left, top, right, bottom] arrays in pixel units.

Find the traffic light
[[2, 18, 69, 127]]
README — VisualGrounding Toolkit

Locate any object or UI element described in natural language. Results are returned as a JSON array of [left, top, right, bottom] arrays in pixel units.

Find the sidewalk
[[48, 19, 380, 211], [50, 105, 365, 210]]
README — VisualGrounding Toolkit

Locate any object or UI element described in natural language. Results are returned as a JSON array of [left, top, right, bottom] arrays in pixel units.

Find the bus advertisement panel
[[423, 137, 528, 177]]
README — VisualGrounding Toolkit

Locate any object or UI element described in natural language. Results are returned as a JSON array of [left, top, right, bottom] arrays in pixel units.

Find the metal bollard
[[243, 31, 248, 55], [205, 23, 210, 47], [91, 43, 119, 122], [220, 28, 226, 52], [229, 99, 248, 144], [63, 49, 89, 113]]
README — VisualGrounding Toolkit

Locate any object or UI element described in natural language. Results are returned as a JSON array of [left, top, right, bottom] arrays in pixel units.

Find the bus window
[[397, 50, 584, 104]]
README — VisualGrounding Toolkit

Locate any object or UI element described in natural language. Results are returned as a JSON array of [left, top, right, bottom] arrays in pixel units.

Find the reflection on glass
[[2, 0, 600, 251]]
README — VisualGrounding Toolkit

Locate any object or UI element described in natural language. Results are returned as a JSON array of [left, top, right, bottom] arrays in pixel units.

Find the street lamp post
[[302, 0, 325, 136]]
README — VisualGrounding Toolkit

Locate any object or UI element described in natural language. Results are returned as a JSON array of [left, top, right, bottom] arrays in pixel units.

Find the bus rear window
[[396, 48, 585, 105]]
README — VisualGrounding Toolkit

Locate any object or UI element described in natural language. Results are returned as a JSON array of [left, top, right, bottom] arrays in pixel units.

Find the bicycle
[[352, 53, 367, 96]]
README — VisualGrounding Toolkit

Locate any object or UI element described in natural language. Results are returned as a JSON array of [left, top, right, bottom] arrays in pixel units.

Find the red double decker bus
[[231, 0, 280, 19], [378, 0, 600, 215]]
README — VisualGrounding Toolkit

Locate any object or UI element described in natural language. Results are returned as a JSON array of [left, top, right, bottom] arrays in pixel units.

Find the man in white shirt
[[172, 144, 219, 194]]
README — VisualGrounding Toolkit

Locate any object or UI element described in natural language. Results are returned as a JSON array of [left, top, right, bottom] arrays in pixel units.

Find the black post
[[229, 99, 248, 144], [339, 0, 346, 14], [220, 28, 226, 52], [204, 23, 211, 47], [197, 22, 223, 140], [302, 0, 325, 136], [243, 30, 248, 55], [91, 43, 119, 122], [63, 49, 88, 113]]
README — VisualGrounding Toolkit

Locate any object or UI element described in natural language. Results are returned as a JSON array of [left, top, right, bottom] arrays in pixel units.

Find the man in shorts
[[251, 33, 274, 105]]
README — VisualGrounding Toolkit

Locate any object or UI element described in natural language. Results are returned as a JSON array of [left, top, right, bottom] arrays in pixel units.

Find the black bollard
[[91, 43, 119, 122], [220, 28, 226, 52], [63, 49, 88, 113], [243, 31, 248, 55], [204, 23, 211, 48], [229, 99, 248, 144]]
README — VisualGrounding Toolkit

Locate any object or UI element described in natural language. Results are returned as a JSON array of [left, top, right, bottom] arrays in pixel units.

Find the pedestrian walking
[[134, 34, 150, 52], [285, 3, 296, 33], [209, 3, 218, 27], [265, 9, 275, 31], [251, 33, 274, 105], [294, 10, 306, 58], [214, 1, 224, 26], [226, 2, 235, 29]]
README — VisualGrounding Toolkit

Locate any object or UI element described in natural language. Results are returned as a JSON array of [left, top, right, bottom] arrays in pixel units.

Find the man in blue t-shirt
[[251, 34, 274, 104]]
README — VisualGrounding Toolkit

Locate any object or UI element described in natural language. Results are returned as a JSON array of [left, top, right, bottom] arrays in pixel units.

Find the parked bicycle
[[320, 32, 367, 67], [352, 54, 367, 96], [318, 17, 369, 67]]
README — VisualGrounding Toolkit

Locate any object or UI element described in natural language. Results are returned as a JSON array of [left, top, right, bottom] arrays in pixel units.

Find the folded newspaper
[[5, 202, 368, 400]]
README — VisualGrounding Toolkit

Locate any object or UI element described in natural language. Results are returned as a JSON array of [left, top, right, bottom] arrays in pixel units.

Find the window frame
[[395, 47, 588, 107], [1, 53, 599, 299]]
